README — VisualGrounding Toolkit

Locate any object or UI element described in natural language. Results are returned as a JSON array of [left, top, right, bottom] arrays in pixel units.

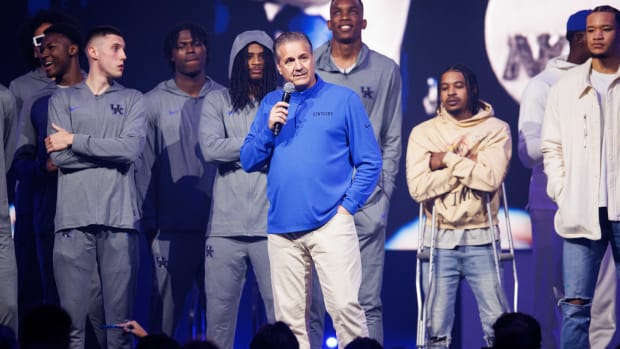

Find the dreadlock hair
[[437, 63, 481, 116], [229, 42, 278, 113]]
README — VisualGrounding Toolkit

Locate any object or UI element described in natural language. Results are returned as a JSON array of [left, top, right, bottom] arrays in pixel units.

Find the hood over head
[[228, 30, 274, 80]]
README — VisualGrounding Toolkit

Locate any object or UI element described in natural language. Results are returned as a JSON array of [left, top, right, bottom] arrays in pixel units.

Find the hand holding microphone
[[271, 82, 296, 136]]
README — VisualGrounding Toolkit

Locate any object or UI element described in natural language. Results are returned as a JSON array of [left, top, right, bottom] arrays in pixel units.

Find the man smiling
[[313, 0, 402, 344]]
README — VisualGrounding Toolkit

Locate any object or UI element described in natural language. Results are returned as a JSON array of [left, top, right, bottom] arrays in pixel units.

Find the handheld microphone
[[274, 82, 296, 136]]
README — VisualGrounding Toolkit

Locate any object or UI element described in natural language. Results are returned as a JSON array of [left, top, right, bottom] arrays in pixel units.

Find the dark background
[[2, 1, 619, 348]]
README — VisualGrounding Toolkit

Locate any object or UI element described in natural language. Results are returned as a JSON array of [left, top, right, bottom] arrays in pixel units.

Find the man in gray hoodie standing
[[45, 25, 145, 349], [136, 22, 224, 341], [312, 0, 402, 345], [199, 30, 277, 349]]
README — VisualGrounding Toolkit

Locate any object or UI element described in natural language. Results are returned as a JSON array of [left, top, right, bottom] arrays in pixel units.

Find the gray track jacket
[[314, 42, 402, 204], [48, 81, 146, 232], [137, 78, 224, 233]]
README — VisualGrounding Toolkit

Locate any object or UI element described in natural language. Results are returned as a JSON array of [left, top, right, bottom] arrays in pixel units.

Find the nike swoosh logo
[[69, 106, 80, 112], [168, 110, 180, 115]]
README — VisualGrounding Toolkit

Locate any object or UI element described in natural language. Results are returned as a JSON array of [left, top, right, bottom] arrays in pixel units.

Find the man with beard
[[136, 22, 224, 341], [199, 30, 277, 349], [407, 64, 511, 348]]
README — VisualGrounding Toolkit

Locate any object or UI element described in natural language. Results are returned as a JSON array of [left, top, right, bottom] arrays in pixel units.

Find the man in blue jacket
[[240, 31, 382, 349]]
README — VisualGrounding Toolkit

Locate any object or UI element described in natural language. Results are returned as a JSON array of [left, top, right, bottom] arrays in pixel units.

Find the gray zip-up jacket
[[136, 78, 224, 233], [0, 85, 17, 234], [314, 42, 402, 204], [48, 80, 146, 232]]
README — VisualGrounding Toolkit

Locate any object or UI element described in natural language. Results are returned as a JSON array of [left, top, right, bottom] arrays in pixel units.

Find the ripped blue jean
[[561, 208, 620, 349]]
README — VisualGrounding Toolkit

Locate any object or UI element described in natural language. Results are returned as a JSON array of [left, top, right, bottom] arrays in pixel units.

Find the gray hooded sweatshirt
[[199, 30, 273, 237], [137, 78, 225, 233]]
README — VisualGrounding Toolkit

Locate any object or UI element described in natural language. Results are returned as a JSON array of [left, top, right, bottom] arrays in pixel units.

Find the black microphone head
[[283, 82, 296, 93]]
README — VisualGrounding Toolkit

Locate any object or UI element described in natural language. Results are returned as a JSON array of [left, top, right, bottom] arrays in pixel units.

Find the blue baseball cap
[[567, 9, 591, 32]]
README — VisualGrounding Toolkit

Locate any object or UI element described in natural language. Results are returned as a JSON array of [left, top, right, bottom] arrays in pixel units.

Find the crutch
[[416, 183, 519, 348], [485, 183, 519, 311], [415, 201, 437, 348]]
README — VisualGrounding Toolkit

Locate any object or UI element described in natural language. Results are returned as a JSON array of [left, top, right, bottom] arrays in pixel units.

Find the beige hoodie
[[406, 101, 512, 229]]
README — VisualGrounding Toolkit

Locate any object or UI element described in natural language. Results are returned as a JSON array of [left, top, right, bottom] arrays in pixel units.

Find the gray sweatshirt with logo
[[48, 81, 146, 232], [314, 42, 402, 202], [136, 78, 225, 233]]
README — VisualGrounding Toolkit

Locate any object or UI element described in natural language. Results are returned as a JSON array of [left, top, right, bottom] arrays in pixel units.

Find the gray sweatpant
[[0, 230, 17, 333], [204, 236, 274, 349], [54, 227, 138, 349], [149, 231, 205, 342]]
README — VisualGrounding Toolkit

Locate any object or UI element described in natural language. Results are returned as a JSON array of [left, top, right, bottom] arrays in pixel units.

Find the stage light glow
[[386, 208, 532, 250], [326, 336, 338, 348]]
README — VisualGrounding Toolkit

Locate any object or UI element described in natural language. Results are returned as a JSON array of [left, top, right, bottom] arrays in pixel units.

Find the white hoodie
[[518, 55, 577, 210]]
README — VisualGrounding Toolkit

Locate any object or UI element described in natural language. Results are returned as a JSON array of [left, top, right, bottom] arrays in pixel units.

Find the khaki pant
[[268, 213, 368, 349]]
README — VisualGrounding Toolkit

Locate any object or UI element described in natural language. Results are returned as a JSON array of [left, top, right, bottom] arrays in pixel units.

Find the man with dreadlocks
[[199, 30, 277, 349], [136, 22, 224, 341]]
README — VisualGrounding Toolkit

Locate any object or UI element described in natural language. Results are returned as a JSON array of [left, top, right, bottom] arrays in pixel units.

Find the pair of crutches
[[415, 183, 518, 348]]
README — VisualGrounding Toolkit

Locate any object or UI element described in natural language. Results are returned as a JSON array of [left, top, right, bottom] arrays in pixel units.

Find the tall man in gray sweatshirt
[[136, 23, 224, 341], [45, 25, 145, 349], [312, 0, 402, 344], [199, 30, 277, 349]]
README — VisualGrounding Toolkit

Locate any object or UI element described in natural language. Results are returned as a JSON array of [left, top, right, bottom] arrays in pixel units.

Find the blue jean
[[560, 208, 620, 349], [422, 244, 509, 347]]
